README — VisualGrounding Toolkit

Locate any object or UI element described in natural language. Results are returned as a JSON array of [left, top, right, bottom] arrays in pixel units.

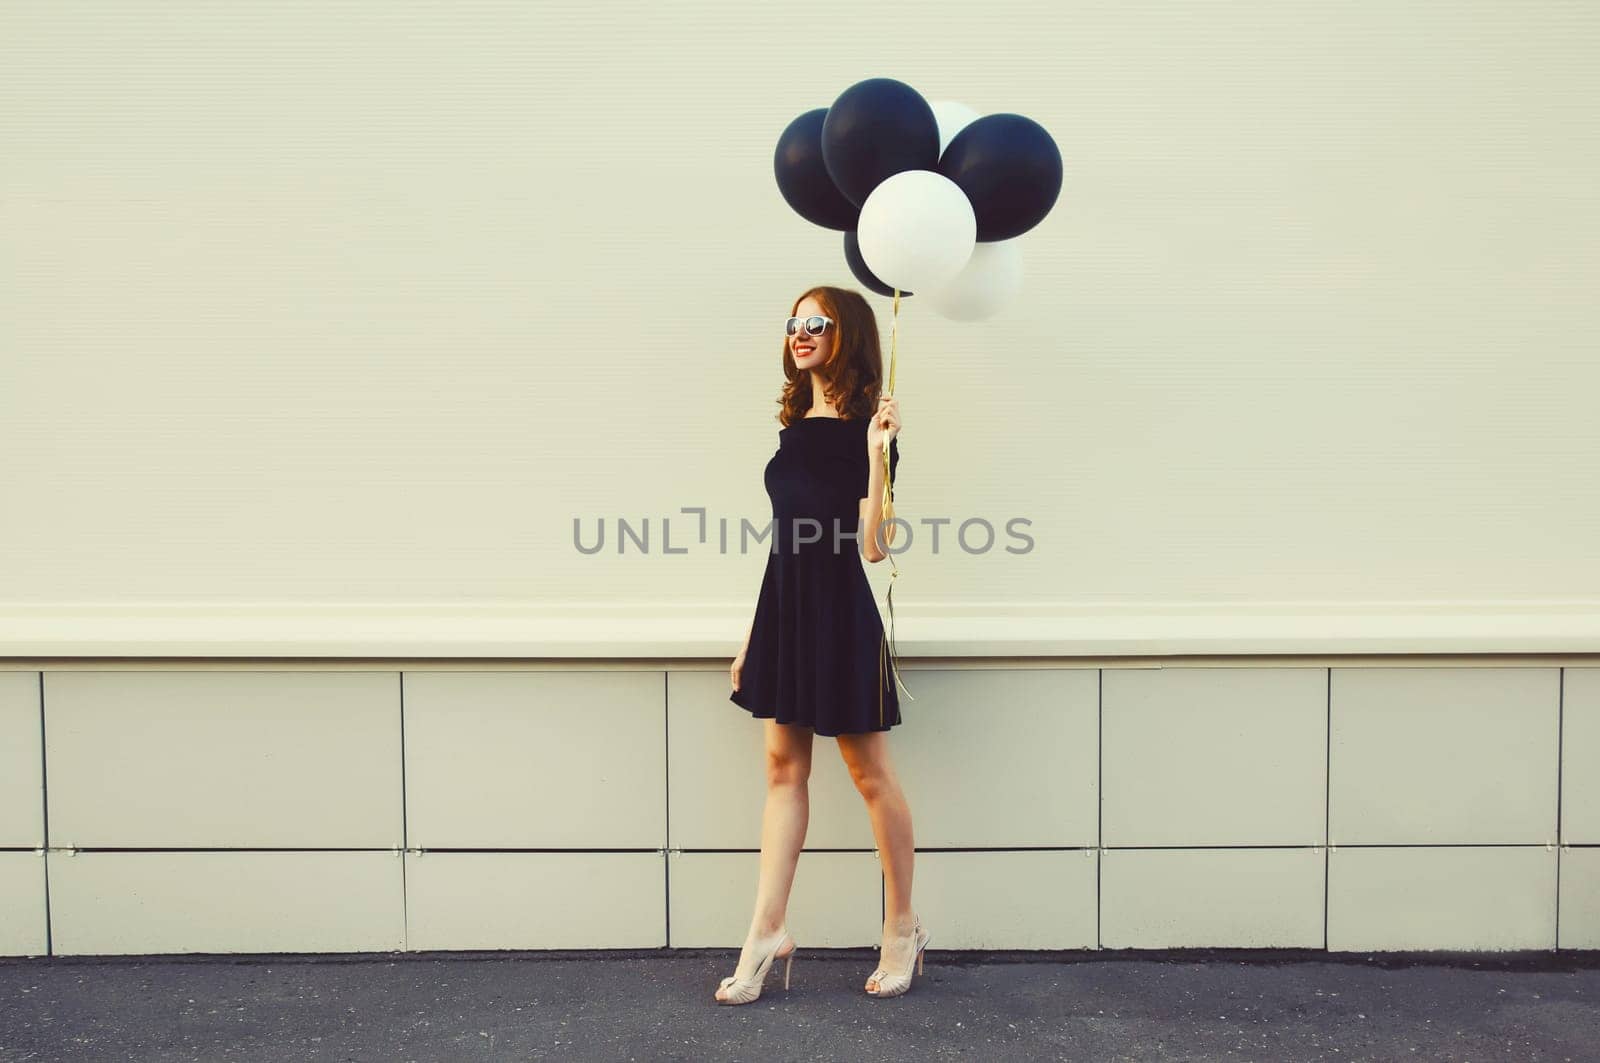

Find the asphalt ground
[[3, 947, 1598, 1062]]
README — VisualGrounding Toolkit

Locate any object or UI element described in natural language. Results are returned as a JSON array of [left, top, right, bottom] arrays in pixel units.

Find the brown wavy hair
[[776, 286, 885, 428]]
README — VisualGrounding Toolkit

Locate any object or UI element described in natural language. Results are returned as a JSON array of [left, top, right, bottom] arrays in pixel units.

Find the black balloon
[[821, 78, 940, 207], [938, 113, 1063, 241], [774, 108, 859, 231], [843, 231, 912, 299]]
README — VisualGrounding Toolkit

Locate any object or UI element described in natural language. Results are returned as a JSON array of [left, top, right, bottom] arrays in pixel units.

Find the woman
[[716, 285, 929, 1005]]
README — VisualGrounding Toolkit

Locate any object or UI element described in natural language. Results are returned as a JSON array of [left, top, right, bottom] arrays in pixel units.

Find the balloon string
[[878, 286, 914, 728]]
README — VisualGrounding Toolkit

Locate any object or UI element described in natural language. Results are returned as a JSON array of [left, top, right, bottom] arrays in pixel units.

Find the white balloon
[[926, 239, 1024, 321], [928, 99, 980, 158], [857, 170, 976, 294]]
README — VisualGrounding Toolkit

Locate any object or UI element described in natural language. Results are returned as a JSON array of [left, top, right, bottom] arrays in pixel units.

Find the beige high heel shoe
[[714, 927, 797, 1006], [865, 916, 930, 998]]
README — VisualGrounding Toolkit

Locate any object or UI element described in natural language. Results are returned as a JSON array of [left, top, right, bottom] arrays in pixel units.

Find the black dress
[[730, 413, 902, 736]]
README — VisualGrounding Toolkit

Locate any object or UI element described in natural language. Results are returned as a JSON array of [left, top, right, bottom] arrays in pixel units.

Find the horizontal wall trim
[[1, 601, 1598, 658]]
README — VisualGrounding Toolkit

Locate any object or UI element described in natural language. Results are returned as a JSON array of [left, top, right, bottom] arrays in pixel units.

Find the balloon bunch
[[774, 77, 1063, 320]]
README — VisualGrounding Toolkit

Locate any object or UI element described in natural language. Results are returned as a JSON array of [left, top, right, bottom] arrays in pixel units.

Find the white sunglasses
[[785, 315, 834, 338]]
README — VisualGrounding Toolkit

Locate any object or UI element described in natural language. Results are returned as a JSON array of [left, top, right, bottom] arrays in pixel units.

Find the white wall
[[4, 662, 1597, 956], [2, 2, 1597, 649]]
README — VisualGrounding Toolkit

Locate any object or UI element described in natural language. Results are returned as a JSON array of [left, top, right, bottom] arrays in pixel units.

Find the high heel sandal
[[714, 927, 797, 1006], [865, 916, 931, 998]]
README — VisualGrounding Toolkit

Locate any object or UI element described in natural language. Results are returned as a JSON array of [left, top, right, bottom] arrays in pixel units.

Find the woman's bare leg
[[835, 730, 918, 991], [714, 719, 813, 1000]]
